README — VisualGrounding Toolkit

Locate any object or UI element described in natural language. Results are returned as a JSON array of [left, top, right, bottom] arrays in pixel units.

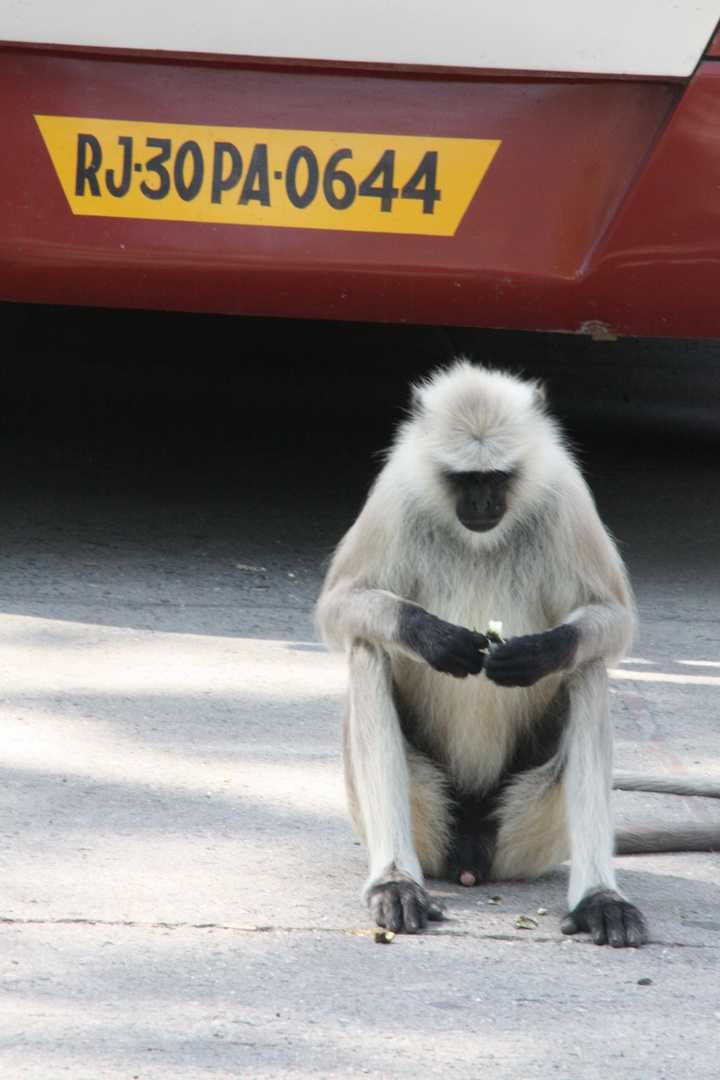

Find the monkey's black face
[[446, 470, 514, 532]]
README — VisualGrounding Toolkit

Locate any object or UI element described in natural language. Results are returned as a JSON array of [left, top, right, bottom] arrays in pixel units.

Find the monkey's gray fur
[[317, 361, 719, 947]]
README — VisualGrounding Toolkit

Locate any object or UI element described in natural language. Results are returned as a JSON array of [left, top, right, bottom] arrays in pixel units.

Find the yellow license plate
[[36, 116, 500, 237]]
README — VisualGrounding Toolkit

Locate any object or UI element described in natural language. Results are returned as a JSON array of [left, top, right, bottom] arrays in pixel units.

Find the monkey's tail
[[615, 823, 720, 854], [612, 770, 720, 854], [612, 770, 720, 799]]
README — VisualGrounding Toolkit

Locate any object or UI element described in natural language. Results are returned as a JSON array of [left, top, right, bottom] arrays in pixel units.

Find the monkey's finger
[[441, 648, 486, 679], [369, 889, 404, 934], [560, 913, 580, 936], [484, 666, 539, 687], [590, 918, 609, 946], [604, 903, 629, 948], [564, 909, 608, 944], [622, 910, 649, 948], [601, 900, 647, 947], [448, 632, 489, 672], [401, 894, 428, 934], [428, 898, 446, 921], [483, 657, 540, 687], [457, 653, 487, 676]]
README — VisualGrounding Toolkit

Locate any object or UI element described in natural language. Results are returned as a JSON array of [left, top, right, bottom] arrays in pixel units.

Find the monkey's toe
[[562, 888, 648, 948]]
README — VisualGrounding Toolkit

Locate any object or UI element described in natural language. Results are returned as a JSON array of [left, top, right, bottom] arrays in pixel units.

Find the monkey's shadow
[[424, 858, 720, 944]]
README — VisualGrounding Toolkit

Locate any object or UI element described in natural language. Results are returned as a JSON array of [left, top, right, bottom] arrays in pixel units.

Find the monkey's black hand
[[483, 624, 579, 687], [561, 888, 648, 948], [400, 606, 488, 678], [367, 878, 445, 934]]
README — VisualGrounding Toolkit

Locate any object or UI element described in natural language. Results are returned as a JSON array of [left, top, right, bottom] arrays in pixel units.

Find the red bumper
[[2, 46, 720, 336]]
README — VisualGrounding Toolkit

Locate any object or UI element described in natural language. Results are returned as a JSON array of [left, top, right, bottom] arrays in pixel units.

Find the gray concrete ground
[[0, 305, 719, 1078]]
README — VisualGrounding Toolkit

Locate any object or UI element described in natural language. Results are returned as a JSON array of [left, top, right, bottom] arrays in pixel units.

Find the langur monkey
[[317, 360, 720, 948]]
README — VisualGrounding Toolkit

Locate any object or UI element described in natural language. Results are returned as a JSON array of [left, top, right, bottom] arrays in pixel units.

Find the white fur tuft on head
[[402, 359, 559, 477]]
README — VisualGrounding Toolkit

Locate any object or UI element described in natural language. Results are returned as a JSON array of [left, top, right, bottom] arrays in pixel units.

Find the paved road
[[1, 303, 719, 1078]]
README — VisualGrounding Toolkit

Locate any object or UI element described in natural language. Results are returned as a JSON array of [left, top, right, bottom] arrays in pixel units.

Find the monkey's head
[[398, 360, 564, 537]]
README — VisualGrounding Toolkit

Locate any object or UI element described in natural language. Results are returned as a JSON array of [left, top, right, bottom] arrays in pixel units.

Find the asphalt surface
[[1, 303, 719, 1079]]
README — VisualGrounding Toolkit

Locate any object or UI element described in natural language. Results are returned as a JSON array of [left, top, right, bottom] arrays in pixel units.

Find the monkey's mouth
[[457, 510, 506, 532]]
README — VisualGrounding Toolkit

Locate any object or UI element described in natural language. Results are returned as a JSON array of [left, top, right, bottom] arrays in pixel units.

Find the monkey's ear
[[532, 382, 547, 412], [408, 385, 427, 417]]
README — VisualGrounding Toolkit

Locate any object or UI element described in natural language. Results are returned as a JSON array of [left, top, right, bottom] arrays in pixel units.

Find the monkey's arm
[[318, 585, 488, 678]]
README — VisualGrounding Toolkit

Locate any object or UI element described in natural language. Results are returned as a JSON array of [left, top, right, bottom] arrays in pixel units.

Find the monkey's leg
[[344, 639, 444, 933], [561, 661, 648, 947]]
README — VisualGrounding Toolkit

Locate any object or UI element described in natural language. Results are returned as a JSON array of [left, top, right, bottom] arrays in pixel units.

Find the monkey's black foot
[[367, 878, 445, 934], [561, 888, 648, 948]]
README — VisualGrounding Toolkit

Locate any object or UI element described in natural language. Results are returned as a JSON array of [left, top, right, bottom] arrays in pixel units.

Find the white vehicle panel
[[1, 0, 719, 78]]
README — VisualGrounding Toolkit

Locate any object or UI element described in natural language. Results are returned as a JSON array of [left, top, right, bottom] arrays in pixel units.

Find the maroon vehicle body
[[1, 18, 720, 337]]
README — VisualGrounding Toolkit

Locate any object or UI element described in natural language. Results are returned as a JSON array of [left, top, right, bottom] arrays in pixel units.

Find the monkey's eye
[[445, 471, 514, 532]]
